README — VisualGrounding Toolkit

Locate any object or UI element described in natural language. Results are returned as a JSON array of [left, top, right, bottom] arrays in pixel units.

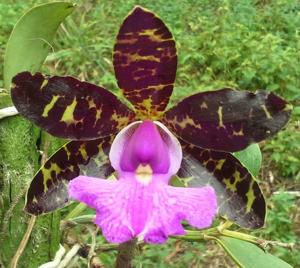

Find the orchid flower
[[11, 7, 291, 243]]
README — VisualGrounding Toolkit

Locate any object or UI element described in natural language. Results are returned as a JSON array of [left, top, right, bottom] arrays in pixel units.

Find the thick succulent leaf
[[12, 72, 135, 139], [216, 236, 292, 268], [25, 136, 114, 214], [113, 6, 177, 118], [4, 2, 75, 88], [178, 141, 266, 228], [233, 144, 262, 177], [163, 89, 292, 152]]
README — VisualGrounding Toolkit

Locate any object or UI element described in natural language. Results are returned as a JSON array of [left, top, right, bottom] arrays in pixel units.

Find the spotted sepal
[[178, 141, 266, 228], [25, 136, 114, 215], [12, 72, 135, 140], [113, 6, 177, 118], [163, 89, 292, 152]]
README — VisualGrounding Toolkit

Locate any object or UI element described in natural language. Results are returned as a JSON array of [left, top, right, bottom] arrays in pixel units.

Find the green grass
[[0, 0, 299, 267]]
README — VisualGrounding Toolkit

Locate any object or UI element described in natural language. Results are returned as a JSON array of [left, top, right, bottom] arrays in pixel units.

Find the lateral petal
[[12, 72, 135, 140], [25, 136, 114, 215], [178, 141, 266, 229], [163, 89, 291, 152]]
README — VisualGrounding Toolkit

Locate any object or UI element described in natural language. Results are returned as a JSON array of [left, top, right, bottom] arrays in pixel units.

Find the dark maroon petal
[[163, 89, 292, 152], [25, 136, 114, 215], [177, 141, 266, 229], [113, 6, 177, 118], [12, 72, 135, 140]]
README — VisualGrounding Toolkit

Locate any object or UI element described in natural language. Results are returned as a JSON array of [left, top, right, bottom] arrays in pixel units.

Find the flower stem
[[67, 214, 95, 223], [114, 239, 137, 268], [10, 215, 37, 268], [220, 229, 263, 244]]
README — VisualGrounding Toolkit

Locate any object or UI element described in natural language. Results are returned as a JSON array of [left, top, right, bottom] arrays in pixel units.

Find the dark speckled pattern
[[25, 136, 114, 214], [179, 141, 266, 228], [12, 72, 135, 140], [113, 7, 177, 118], [163, 88, 292, 152], [11, 6, 291, 229]]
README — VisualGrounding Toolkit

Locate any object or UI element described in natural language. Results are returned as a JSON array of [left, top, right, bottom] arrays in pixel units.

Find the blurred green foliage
[[0, 0, 299, 267], [264, 114, 300, 179], [254, 192, 300, 266]]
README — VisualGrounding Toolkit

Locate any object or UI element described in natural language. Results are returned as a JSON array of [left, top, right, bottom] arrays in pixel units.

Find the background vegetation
[[0, 0, 299, 267]]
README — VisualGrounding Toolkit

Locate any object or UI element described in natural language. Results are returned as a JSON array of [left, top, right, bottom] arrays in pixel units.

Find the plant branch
[[10, 134, 50, 268], [87, 226, 98, 268], [10, 215, 37, 268], [174, 225, 295, 251]]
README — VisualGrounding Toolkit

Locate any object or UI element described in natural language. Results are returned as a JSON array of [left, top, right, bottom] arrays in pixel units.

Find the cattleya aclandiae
[[11, 6, 291, 243]]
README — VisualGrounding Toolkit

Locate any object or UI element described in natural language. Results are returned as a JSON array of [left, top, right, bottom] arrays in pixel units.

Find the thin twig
[[10, 215, 37, 268], [87, 226, 97, 268], [10, 135, 50, 268], [260, 240, 295, 250]]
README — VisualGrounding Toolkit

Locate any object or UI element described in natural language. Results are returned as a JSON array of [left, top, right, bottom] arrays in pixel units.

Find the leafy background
[[0, 0, 299, 267]]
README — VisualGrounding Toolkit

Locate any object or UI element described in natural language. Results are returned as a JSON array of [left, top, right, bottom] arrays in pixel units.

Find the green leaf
[[0, 92, 13, 109], [3, 2, 76, 89], [233, 143, 262, 177], [216, 236, 292, 268]]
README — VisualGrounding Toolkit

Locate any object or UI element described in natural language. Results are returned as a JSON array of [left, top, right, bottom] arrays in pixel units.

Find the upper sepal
[[113, 6, 177, 118], [12, 72, 135, 140], [25, 136, 114, 215], [163, 89, 292, 152]]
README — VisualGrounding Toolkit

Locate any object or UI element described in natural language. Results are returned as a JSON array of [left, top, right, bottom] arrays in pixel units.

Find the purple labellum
[[69, 120, 217, 244]]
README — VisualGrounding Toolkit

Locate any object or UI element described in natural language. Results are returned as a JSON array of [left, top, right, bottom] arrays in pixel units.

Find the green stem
[[185, 227, 219, 236], [217, 221, 233, 231], [174, 224, 262, 245], [220, 229, 263, 244], [67, 214, 95, 224], [10, 216, 37, 268], [64, 203, 87, 220]]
